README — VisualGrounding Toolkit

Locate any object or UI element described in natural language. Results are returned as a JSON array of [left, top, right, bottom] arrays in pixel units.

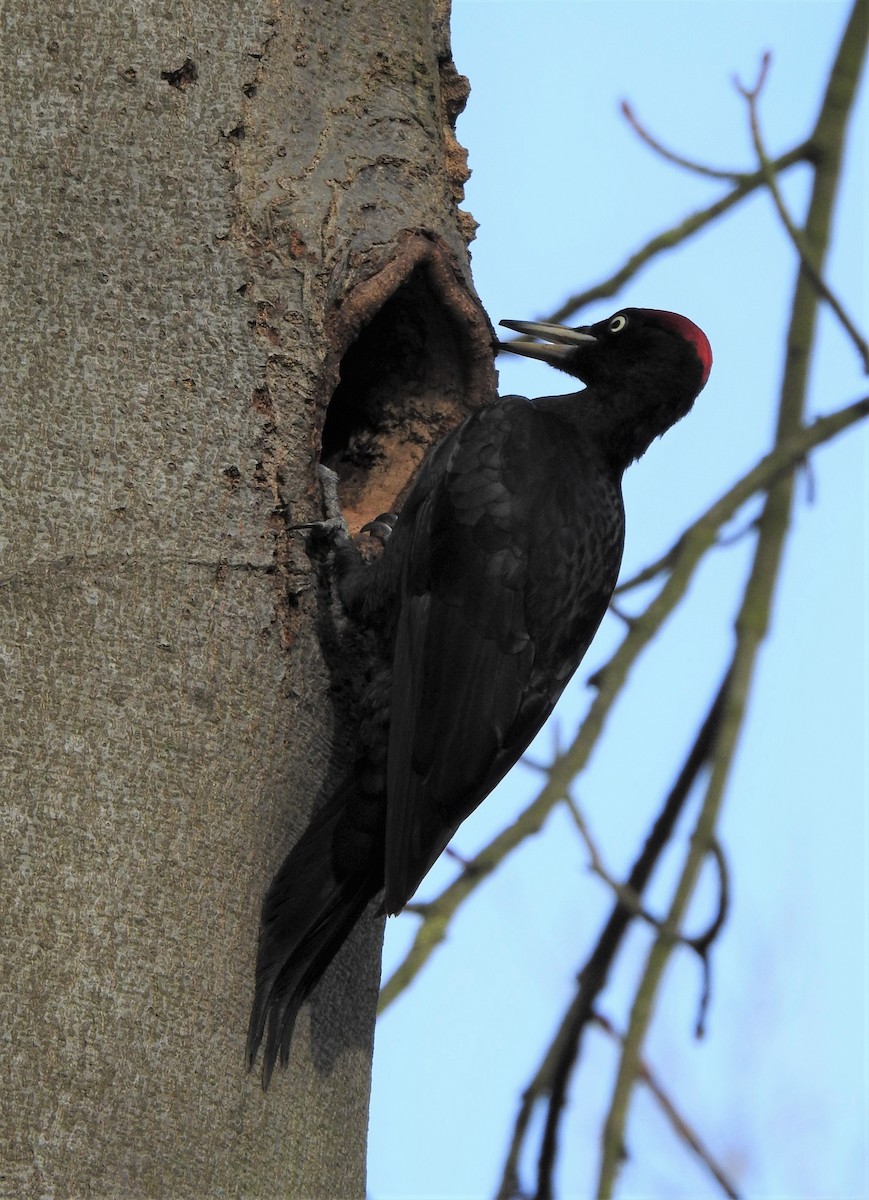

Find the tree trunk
[[0, 0, 492, 1194]]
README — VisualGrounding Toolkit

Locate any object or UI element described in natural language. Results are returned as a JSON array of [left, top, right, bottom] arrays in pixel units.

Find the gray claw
[[359, 512, 398, 544]]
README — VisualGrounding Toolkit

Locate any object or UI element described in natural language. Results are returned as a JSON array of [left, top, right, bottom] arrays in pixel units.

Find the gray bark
[[0, 0, 491, 1194]]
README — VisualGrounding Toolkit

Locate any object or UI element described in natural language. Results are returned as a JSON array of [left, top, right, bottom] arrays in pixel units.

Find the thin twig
[[591, 1012, 742, 1200], [622, 98, 752, 181], [685, 839, 730, 960], [684, 839, 731, 1038], [565, 795, 666, 931], [568, 794, 731, 1025], [541, 143, 810, 326], [736, 56, 869, 371], [616, 394, 869, 594]]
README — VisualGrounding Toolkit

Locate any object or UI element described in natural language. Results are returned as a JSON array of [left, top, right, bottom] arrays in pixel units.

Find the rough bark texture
[[0, 0, 492, 1194]]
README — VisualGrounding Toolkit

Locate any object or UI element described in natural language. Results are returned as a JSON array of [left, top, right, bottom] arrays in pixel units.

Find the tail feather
[[247, 782, 383, 1088]]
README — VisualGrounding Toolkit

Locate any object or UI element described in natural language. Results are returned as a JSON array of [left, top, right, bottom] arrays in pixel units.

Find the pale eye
[[609, 314, 628, 333]]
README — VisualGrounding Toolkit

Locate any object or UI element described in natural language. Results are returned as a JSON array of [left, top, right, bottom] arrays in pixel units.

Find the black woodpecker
[[248, 306, 712, 1086]]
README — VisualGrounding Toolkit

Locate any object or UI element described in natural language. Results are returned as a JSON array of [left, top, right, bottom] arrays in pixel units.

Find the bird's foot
[[288, 464, 351, 545]]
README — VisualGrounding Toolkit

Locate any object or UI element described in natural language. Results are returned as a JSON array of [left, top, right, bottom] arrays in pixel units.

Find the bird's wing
[[382, 399, 601, 914]]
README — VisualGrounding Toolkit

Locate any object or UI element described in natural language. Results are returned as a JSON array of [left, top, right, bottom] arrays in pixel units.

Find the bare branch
[[597, 8, 868, 1194], [535, 671, 732, 1199]]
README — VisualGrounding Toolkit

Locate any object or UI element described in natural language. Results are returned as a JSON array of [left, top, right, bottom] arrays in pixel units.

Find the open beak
[[497, 319, 597, 368]]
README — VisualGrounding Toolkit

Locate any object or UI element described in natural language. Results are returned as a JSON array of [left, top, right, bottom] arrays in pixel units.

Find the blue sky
[[368, 3, 867, 1197]]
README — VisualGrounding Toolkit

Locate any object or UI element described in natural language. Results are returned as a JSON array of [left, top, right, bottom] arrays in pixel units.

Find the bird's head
[[499, 307, 712, 399], [498, 307, 712, 466]]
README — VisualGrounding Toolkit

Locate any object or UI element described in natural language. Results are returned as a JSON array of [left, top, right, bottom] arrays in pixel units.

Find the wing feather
[[382, 397, 624, 913]]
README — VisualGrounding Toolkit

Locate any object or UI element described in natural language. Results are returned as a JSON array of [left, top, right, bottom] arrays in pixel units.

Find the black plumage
[[248, 307, 712, 1085]]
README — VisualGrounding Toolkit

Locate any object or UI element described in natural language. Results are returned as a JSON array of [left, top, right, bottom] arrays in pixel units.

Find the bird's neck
[[534, 382, 691, 472]]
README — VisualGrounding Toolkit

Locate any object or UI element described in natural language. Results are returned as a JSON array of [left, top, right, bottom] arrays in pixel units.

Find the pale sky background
[[367, 3, 867, 1197]]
